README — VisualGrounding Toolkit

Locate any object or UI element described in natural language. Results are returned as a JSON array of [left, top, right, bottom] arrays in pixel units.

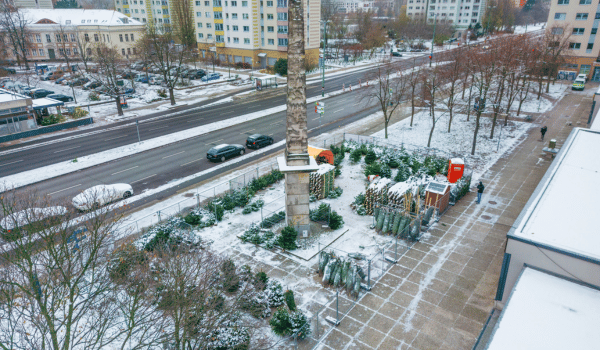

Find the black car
[[207, 144, 245, 162], [188, 69, 206, 79], [121, 71, 137, 79], [246, 134, 273, 149], [47, 94, 74, 102], [28, 89, 55, 98], [391, 52, 402, 57]]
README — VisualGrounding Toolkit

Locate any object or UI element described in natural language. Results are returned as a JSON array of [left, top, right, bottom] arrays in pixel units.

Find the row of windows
[[116, 0, 146, 4], [194, 11, 286, 20], [193, 0, 286, 7], [554, 12, 600, 20], [568, 42, 594, 50], [197, 23, 288, 33], [30, 32, 133, 44], [197, 33, 288, 46], [557, 0, 593, 4]]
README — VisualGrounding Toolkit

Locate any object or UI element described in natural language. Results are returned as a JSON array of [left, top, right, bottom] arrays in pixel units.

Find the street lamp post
[[430, 13, 437, 67], [320, 20, 330, 97]]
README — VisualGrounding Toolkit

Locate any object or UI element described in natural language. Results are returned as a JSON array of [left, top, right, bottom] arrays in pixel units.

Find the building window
[[94, 34, 99, 42], [580, 0, 592, 3], [277, 0, 286, 6], [207, 34, 212, 39], [122, 48, 126, 55], [587, 43, 594, 49], [592, 28, 598, 34], [198, 23, 203, 29], [70, 33, 76, 41], [243, 25, 249, 31], [125, 34, 129, 41], [198, 33, 204, 38], [233, 25, 238, 31], [232, 13, 238, 18], [35, 34, 41, 43], [197, 11, 202, 16], [73, 48, 78, 55], [267, 13, 273, 19], [557, 0, 569, 3], [127, 48, 131, 55], [196, 0, 200, 4], [120, 34, 124, 42], [267, 26, 274, 32], [553, 12, 565, 19], [214, 11, 222, 19], [205, 12, 212, 17], [242, 38, 249, 44], [213, 0, 221, 5], [233, 37, 239, 43], [573, 28, 585, 35], [131, 34, 135, 41], [231, 0, 237, 5], [86, 48, 92, 55], [278, 38, 288, 46], [268, 38, 274, 45], [243, 13, 248, 19], [266, 0, 273, 6], [204, 0, 209, 4], [277, 25, 287, 33], [576, 13, 589, 20], [46, 34, 51, 43], [596, 13, 600, 19], [277, 12, 287, 20], [216, 35, 224, 42], [39, 48, 44, 56], [207, 23, 212, 28], [551, 27, 564, 35], [569, 42, 581, 49], [242, 0, 247, 5], [133, 47, 136, 55], [215, 23, 223, 30]]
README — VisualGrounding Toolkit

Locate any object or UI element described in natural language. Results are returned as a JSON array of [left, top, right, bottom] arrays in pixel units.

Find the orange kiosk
[[447, 158, 465, 183]]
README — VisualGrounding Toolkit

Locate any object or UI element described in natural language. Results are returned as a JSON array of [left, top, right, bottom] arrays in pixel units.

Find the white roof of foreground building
[[486, 267, 600, 350], [21, 9, 142, 26], [510, 128, 600, 261]]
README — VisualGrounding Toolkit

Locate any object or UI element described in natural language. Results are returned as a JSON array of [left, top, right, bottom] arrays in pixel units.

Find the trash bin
[[549, 139, 556, 149], [447, 158, 465, 183]]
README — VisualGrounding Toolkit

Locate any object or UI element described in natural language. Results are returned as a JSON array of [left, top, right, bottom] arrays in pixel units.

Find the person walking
[[541, 126, 548, 141], [476, 181, 485, 204]]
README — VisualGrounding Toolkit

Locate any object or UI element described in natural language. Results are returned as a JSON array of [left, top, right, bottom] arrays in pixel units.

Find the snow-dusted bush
[[136, 216, 204, 252], [239, 283, 271, 318], [265, 279, 285, 307], [204, 313, 250, 349]]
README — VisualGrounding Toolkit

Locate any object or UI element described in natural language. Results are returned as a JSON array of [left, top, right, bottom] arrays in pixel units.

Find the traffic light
[[429, 55, 432, 60]]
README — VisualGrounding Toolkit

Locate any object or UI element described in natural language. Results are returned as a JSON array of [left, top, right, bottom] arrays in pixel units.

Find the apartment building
[[336, 0, 395, 13], [406, 0, 487, 31], [194, 0, 320, 68], [115, 0, 171, 25], [12, 0, 53, 9], [2, 9, 143, 62], [546, 0, 600, 81]]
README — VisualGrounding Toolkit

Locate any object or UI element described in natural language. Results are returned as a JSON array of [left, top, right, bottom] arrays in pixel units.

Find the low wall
[[0, 117, 93, 144]]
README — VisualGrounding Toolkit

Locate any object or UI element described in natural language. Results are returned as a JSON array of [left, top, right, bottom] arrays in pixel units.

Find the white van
[[577, 74, 588, 83]]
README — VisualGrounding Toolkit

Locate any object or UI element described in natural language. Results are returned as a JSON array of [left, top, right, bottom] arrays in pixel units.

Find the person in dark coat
[[541, 126, 548, 141], [476, 181, 485, 204]]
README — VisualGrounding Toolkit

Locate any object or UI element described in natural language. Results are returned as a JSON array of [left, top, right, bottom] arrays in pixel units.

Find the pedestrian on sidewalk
[[476, 181, 485, 204], [541, 126, 547, 141]]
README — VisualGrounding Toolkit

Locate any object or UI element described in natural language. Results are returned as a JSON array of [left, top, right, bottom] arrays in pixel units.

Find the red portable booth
[[447, 158, 465, 183]]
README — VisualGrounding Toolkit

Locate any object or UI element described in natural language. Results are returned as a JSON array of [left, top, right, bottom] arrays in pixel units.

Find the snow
[[486, 267, 600, 350], [276, 156, 319, 172], [316, 163, 335, 175], [512, 23, 546, 34], [22, 9, 143, 26], [512, 128, 600, 261], [450, 158, 464, 164], [0, 206, 67, 230]]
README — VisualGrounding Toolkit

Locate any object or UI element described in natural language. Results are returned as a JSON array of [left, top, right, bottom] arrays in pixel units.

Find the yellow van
[[572, 78, 585, 91]]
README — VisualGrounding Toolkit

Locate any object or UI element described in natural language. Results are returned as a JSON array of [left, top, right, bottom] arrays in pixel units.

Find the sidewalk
[[308, 92, 592, 349]]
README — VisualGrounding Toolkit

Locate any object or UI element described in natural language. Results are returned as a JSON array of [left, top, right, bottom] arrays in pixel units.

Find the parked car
[[572, 78, 585, 91], [246, 134, 273, 149], [0, 206, 67, 241], [41, 71, 62, 81], [201, 73, 220, 82], [68, 77, 89, 87], [28, 88, 55, 98], [207, 144, 245, 162], [0, 67, 16, 74], [54, 75, 71, 84], [121, 71, 137, 79], [149, 76, 164, 85], [83, 81, 102, 90], [391, 51, 402, 57], [187, 69, 206, 79], [131, 62, 145, 70], [47, 94, 74, 102], [72, 184, 134, 211], [577, 73, 588, 83]]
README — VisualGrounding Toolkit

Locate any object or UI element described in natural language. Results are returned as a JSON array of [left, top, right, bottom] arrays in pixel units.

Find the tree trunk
[[471, 112, 481, 155], [537, 78, 542, 99], [467, 85, 473, 121], [490, 78, 504, 139], [546, 76, 550, 93], [428, 104, 435, 147], [115, 96, 123, 116], [410, 91, 415, 127], [169, 87, 175, 105]]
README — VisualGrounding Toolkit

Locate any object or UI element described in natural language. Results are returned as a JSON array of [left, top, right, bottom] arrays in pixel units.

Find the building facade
[[2, 9, 144, 63], [0, 88, 35, 136], [13, 0, 53, 9], [406, 0, 487, 31], [115, 0, 171, 25], [336, 0, 395, 13], [546, 0, 600, 81]]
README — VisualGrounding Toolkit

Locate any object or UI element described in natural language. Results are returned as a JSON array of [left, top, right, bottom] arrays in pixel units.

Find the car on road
[[72, 184, 134, 211], [0, 206, 68, 241], [28, 88, 55, 98], [83, 81, 102, 90], [201, 73, 220, 82], [207, 144, 246, 162], [68, 77, 89, 87], [391, 51, 402, 57], [41, 71, 62, 81], [572, 78, 585, 91], [577, 73, 588, 83], [187, 69, 206, 79], [149, 76, 165, 85], [47, 94, 74, 102], [246, 134, 274, 149], [54, 76, 70, 84]]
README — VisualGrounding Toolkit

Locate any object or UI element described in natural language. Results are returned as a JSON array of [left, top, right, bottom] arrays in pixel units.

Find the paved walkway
[[309, 87, 594, 349]]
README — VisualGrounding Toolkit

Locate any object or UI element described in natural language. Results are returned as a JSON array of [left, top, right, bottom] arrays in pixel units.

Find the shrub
[[289, 310, 311, 339], [364, 163, 382, 178], [265, 280, 285, 307], [353, 193, 365, 206], [387, 158, 399, 168], [350, 148, 362, 163], [240, 285, 271, 318], [255, 271, 269, 289], [278, 226, 298, 250], [327, 186, 343, 199], [328, 210, 344, 230], [40, 114, 61, 126], [260, 211, 285, 228], [270, 307, 292, 336], [394, 163, 411, 182], [184, 212, 202, 225], [364, 150, 377, 165], [221, 259, 240, 293], [88, 92, 100, 101], [359, 144, 368, 155], [310, 203, 330, 222], [284, 290, 296, 311], [274, 58, 288, 76], [72, 107, 88, 119], [107, 244, 148, 284], [206, 202, 225, 221], [240, 224, 264, 244], [157, 89, 167, 98], [242, 206, 252, 214], [309, 194, 317, 202]]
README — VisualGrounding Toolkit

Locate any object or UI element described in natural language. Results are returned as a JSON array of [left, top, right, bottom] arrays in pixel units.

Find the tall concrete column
[[278, 0, 318, 236]]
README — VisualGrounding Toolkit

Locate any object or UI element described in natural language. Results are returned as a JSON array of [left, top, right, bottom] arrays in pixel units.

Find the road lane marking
[[53, 146, 81, 153], [0, 160, 23, 167], [149, 125, 169, 131], [333, 108, 344, 113], [186, 117, 204, 122], [131, 174, 157, 184], [48, 184, 82, 196], [162, 151, 186, 159], [111, 166, 139, 175], [245, 128, 255, 132], [180, 158, 203, 166], [104, 135, 128, 141], [208, 139, 223, 145]]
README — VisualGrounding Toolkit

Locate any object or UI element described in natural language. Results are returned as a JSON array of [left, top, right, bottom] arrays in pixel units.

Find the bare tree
[[362, 63, 409, 139], [75, 29, 93, 72], [438, 48, 465, 133], [541, 23, 571, 93], [137, 24, 191, 105], [408, 59, 420, 127], [420, 66, 446, 147], [93, 42, 126, 116], [52, 22, 80, 103], [0, 1, 32, 70]]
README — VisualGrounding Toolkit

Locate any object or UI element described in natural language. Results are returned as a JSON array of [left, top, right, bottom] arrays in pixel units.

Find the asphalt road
[[0, 61, 408, 176], [22, 88, 382, 211]]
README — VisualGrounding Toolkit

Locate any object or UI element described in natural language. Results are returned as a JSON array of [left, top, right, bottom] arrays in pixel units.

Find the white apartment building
[[406, 0, 487, 30], [194, 0, 320, 68], [12, 0, 53, 9], [115, 0, 170, 25], [336, 0, 395, 13]]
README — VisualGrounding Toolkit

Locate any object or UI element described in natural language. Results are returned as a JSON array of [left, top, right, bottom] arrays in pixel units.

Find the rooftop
[[21, 9, 142, 27], [486, 268, 600, 350], [510, 128, 600, 261]]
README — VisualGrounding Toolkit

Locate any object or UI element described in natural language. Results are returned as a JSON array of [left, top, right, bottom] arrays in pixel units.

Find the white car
[[0, 206, 68, 233], [72, 184, 134, 211]]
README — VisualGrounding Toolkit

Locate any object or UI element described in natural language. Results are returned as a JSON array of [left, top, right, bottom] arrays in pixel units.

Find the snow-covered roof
[[22, 9, 142, 27], [510, 128, 600, 261], [450, 158, 464, 165], [486, 268, 600, 350], [591, 104, 600, 131]]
